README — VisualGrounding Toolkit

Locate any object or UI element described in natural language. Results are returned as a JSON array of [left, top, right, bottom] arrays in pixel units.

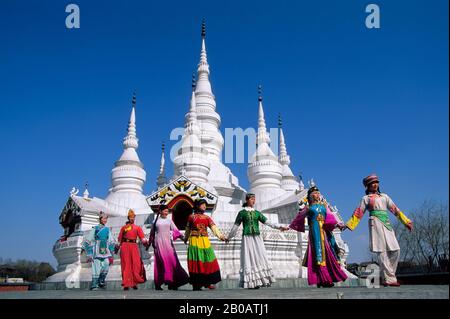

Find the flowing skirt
[[154, 236, 189, 288], [239, 235, 276, 288], [187, 236, 221, 286], [304, 232, 348, 286], [120, 242, 146, 288]]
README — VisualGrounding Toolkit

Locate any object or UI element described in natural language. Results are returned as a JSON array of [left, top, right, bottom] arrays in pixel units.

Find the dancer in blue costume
[[82, 211, 117, 290], [289, 186, 347, 287]]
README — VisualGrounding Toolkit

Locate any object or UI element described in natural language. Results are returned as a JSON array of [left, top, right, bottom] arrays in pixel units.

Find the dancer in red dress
[[118, 209, 149, 290]]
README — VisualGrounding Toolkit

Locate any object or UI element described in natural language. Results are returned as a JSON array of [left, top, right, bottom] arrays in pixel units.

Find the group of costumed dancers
[[81, 174, 413, 290]]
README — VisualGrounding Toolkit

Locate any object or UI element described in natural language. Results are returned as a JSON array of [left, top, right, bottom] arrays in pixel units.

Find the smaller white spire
[[248, 85, 284, 201], [257, 85, 270, 146], [107, 92, 146, 200], [159, 142, 166, 176], [278, 119, 299, 192], [279, 127, 290, 166], [157, 142, 168, 188]]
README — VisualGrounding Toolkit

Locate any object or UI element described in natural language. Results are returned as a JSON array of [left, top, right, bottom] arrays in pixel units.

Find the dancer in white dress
[[226, 193, 289, 289]]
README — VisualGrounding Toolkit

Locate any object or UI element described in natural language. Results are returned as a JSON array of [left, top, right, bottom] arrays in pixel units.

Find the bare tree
[[395, 200, 449, 272]]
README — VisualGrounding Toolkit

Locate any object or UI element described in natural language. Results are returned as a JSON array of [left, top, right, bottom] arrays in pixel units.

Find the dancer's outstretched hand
[[280, 226, 290, 232], [406, 221, 413, 232]]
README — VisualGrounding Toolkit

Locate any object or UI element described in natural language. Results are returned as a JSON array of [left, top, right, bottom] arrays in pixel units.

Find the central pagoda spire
[[193, 19, 224, 162], [197, 18, 210, 79], [173, 78, 211, 184]]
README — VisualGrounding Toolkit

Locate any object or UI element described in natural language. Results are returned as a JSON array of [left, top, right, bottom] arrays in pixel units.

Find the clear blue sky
[[0, 0, 448, 266]]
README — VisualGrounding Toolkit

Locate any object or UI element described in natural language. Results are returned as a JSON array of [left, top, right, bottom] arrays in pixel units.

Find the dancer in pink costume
[[149, 204, 189, 290]]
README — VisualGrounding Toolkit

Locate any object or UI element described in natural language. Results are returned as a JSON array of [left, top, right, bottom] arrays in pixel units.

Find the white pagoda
[[46, 21, 351, 286]]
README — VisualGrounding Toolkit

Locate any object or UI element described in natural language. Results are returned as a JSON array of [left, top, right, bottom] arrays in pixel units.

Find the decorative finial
[[192, 72, 196, 90], [278, 113, 282, 128], [161, 141, 165, 152], [132, 91, 136, 108], [70, 187, 79, 196], [83, 181, 89, 199], [258, 84, 262, 102], [201, 18, 206, 37]]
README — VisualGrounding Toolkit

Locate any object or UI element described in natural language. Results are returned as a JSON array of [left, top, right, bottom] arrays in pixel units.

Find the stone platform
[[34, 278, 364, 290], [0, 285, 447, 299]]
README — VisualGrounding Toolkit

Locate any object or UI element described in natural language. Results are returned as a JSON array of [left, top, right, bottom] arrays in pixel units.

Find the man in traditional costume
[[184, 199, 226, 291], [82, 211, 116, 290], [226, 193, 289, 289], [149, 204, 189, 290], [118, 209, 149, 290], [345, 174, 413, 287], [289, 186, 348, 287]]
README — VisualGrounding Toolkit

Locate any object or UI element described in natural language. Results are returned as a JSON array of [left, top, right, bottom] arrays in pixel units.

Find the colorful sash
[[369, 210, 393, 231]]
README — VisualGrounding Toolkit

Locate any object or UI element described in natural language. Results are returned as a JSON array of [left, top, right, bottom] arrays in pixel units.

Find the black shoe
[[132, 286, 138, 290], [123, 287, 129, 291], [193, 286, 202, 291], [155, 286, 163, 290]]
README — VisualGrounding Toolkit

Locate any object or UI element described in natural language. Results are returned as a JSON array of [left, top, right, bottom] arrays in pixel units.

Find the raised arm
[[346, 198, 367, 231], [385, 195, 413, 231]]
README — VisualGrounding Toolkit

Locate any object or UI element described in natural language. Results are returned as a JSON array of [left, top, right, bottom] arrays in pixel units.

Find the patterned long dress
[[290, 203, 347, 286], [151, 216, 189, 289], [184, 212, 223, 287]]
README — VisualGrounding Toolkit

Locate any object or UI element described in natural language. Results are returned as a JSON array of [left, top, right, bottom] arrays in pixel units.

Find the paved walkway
[[0, 285, 448, 299]]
